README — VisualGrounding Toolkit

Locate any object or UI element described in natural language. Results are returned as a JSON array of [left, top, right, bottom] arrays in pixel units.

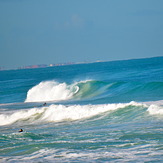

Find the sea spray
[[25, 81, 79, 102]]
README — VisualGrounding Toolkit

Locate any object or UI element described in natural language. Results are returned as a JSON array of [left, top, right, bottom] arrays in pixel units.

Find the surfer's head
[[19, 129, 23, 132]]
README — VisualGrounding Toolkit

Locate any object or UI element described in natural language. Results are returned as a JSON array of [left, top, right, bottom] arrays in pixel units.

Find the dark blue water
[[0, 57, 163, 162]]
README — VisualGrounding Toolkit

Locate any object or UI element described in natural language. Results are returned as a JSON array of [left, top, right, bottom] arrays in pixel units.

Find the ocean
[[0, 57, 163, 162]]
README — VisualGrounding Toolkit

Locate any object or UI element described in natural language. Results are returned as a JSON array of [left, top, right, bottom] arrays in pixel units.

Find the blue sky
[[0, 0, 163, 68]]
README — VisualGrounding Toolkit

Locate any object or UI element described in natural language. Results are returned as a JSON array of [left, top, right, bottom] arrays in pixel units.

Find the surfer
[[43, 102, 47, 106], [19, 129, 23, 132]]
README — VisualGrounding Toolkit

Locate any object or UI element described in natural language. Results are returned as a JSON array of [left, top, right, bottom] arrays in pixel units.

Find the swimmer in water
[[19, 129, 23, 132]]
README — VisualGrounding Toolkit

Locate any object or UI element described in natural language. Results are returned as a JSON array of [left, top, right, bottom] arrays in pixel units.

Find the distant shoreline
[[0, 56, 162, 71]]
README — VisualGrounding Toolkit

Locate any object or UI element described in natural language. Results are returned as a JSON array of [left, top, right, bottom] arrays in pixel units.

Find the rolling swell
[[25, 80, 163, 103]]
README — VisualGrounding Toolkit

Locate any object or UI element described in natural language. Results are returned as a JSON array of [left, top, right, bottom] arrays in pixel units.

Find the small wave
[[0, 102, 143, 126]]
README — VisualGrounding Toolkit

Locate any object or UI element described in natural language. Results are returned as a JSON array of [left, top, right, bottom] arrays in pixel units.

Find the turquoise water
[[0, 57, 163, 162]]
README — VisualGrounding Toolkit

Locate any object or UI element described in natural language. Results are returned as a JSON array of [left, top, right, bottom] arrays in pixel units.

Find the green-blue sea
[[0, 57, 163, 162]]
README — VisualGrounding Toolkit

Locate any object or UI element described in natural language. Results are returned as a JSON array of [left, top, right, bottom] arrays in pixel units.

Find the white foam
[[2, 146, 159, 163], [0, 102, 141, 126], [0, 107, 45, 126], [25, 81, 79, 102], [40, 102, 143, 122], [147, 104, 163, 115]]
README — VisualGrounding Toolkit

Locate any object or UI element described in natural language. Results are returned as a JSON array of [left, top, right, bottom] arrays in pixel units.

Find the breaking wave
[[25, 80, 113, 102], [25, 80, 163, 103], [0, 101, 144, 126], [25, 81, 79, 102]]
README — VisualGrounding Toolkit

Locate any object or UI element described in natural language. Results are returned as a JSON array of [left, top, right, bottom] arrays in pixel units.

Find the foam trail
[[25, 81, 79, 102], [0, 102, 142, 126]]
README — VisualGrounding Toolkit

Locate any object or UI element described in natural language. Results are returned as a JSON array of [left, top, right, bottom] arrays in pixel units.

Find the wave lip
[[25, 81, 79, 102]]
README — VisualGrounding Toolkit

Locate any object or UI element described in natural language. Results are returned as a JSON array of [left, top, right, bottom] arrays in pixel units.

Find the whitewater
[[0, 57, 163, 162]]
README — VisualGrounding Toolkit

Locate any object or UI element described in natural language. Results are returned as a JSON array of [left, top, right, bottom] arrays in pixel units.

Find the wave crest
[[25, 81, 79, 102], [25, 80, 112, 103], [25, 79, 163, 103]]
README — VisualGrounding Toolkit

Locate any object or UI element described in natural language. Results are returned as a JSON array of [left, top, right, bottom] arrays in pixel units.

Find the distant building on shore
[[0, 62, 81, 71], [17, 62, 76, 70]]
